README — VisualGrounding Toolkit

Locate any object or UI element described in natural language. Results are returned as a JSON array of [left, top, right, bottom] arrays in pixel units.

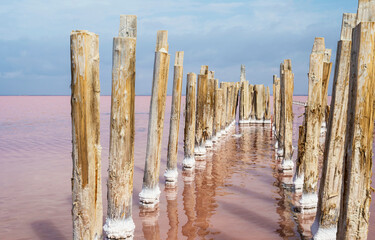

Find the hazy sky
[[0, 0, 357, 96]]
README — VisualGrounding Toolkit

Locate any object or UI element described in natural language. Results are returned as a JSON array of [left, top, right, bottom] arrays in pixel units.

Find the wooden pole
[[104, 15, 137, 239], [321, 49, 333, 132], [70, 30, 103, 240], [265, 86, 271, 121], [239, 81, 246, 123], [213, 88, 223, 142], [249, 84, 255, 121], [240, 64, 246, 82], [312, 12, 356, 240], [300, 37, 325, 213], [212, 79, 220, 142], [280, 60, 294, 171], [220, 82, 228, 134], [293, 117, 307, 193], [278, 63, 286, 157], [253, 85, 266, 123], [164, 51, 184, 187], [139, 30, 170, 208], [226, 84, 233, 129], [233, 82, 240, 124], [183, 73, 197, 168], [195, 72, 207, 155], [273, 75, 281, 145], [337, 22, 375, 240], [205, 72, 215, 148]]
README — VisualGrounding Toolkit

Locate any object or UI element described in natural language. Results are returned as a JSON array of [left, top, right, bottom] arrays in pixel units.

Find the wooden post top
[[119, 15, 137, 38], [200, 65, 209, 75], [357, 0, 375, 23], [324, 49, 332, 63], [341, 13, 357, 41], [155, 30, 168, 52], [312, 37, 325, 53], [71, 30, 97, 37], [174, 51, 184, 66], [208, 71, 215, 79]]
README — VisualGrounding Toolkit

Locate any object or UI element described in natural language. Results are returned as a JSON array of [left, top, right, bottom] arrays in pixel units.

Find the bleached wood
[[280, 60, 294, 170], [278, 62, 286, 156], [205, 74, 214, 148], [104, 15, 137, 239], [195, 73, 207, 155], [214, 88, 223, 140], [356, 0, 375, 24], [240, 64, 246, 82], [249, 84, 255, 120], [164, 51, 184, 187], [140, 30, 170, 208], [183, 73, 196, 168], [254, 85, 265, 121], [337, 22, 375, 240], [302, 37, 325, 211], [341, 13, 357, 41], [265, 86, 271, 120], [293, 118, 306, 192], [70, 30, 103, 240], [220, 82, 228, 133], [212, 79, 220, 141], [313, 13, 356, 240]]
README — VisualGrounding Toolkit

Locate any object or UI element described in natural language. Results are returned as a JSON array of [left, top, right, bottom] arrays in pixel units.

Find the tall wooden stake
[[139, 30, 170, 208], [183, 73, 197, 168], [280, 60, 294, 171], [70, 30, 103, 240], [321, 49, 333, 132], [337, 5, 375, 238], [312, 13, 356, 240], [104, 15, 137, 239], [164, 51, 184, 187], [265, 86, 271, 121], [301, 37, 325, 213], [212, 79, 220, 142], [273, 75, 281, 147], [195, 69, 208, 155]]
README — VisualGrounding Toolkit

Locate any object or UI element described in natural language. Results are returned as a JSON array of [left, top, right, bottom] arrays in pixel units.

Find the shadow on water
[[31, 220, 67, 240]]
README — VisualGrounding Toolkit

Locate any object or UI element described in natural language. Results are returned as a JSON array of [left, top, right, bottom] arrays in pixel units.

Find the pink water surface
[[0, 96, 375, 239]]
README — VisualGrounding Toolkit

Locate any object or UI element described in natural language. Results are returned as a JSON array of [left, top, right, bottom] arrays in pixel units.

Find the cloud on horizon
[[0, 0, 357, 95]]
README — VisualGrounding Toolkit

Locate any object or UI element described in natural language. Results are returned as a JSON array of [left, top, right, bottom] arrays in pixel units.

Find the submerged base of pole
[[139, 186, 161, 209], [164, 169, 178, 188], [182, 157, 195, 168], [103, 217, 135, 239], [299, 193, 318, 214]]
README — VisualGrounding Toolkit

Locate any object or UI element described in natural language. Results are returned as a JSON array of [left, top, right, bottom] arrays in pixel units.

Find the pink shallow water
[[0, 95, 375, 240]]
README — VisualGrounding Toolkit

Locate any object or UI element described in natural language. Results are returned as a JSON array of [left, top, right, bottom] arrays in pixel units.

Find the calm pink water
[[0, 96, 375, 240]]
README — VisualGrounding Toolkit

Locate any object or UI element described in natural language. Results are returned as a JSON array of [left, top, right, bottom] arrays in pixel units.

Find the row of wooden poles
[[70, 15, 271, 239], [273, 1, 375, 239]]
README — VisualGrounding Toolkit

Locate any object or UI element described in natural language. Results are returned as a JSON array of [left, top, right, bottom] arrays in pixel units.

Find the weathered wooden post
[[195, 70, 208, 156], [300, 37, 325, 213], [273, 75, 281, 144], [220, 82, 228, 134], [293, 118, 307, 192], [265, 86, 271, 122], [312, 13, 356, 240], [226, 84, 233, 130], [139, 30, 170, 208], [104, 15, 137, 239], [240, 64, 246, 82], [205, 72, 215, 148], [337, 3, 375, 238], [280, 60, 294, 171], [321, 49, 333, 133], [212, 79, 220, 142], [253, 85, 266, 123], [277, 63, 286, 157], [70, 30, 103, 240], [164, 51, 184, 187], [249, 84, 255, 121], [213, 88, 223, 142], [196, 69, 207, 154], [239, 81, 246, 123], [183, 73, 197, 168]]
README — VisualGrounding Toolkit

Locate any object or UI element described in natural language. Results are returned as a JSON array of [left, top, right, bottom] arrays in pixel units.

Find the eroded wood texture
[[220, 82, 228, 131], [337, 22, 375, 240], [281, 60, 294, 164], [70, 30, 103, 240], [303, 37, 325, 196], [183, 73, 196, 164], [166, 51, 184, 178], [105, 15, 137, 238], [278, 63, 286, 154], [212, 79, 219, 138], [314, 13, 356, 236], [265, 86, 271, 120], [195, 73, 208, 153], [141, 30, 170, 201], [254, 85, 265, 120]]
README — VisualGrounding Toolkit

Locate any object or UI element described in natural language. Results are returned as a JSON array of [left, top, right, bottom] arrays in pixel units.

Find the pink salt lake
[[1, 96, 375, 240]]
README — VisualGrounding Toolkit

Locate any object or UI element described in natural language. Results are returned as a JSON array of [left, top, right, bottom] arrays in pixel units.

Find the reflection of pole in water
[[182, 176, 197, 239], [165, 188, 179, 240], [139, 208, 161, 240]]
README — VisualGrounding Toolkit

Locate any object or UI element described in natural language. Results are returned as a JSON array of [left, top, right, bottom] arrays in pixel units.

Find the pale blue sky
[[0, 0, 357, 95]]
